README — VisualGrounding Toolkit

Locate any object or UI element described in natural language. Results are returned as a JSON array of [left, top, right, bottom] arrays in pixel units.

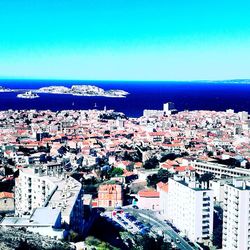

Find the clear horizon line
[[0, 76, 249, 82]]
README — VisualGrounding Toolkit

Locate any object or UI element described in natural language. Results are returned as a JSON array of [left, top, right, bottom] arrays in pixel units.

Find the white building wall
[[223, 181, 250, 250], [159, 190, 168, 217], [15, 170, 57, 216], [167, 177, 213, 243]]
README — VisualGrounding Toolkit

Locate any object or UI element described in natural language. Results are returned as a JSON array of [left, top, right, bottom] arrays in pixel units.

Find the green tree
[[143, 157, 159, 169], [120, 232, 172, 250], [147, 169, 172, 188], [85, 236, 119, 250], [109, 167, 124, 177]]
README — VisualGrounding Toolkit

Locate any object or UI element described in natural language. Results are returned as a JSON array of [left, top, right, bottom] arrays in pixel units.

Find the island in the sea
[[36, 85, 129, 97], [17, 91, 40, 99], [0, 84, 129, 98], [0, 86, 13, 92]]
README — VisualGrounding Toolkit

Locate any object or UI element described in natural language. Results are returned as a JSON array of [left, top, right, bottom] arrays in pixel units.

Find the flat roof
[[1, 207, 60, 227]]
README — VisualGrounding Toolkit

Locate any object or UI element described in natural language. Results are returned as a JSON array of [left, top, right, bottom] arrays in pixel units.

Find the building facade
[[98, 183, 123, 208], [15, 164, 84, 234], [167, 174, 214, 244], [137, 188, 160, 211], [222, 179, 250, 250], [0, 192, 14, 214], [193, 160, 250, 178]]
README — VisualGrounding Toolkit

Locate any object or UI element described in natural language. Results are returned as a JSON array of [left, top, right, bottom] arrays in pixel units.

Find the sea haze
[[0, 79, 249, 117]]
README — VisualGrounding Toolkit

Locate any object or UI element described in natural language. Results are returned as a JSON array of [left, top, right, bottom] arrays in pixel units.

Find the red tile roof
[[138, 189, 160, 198], [0, 192, 14, 199]]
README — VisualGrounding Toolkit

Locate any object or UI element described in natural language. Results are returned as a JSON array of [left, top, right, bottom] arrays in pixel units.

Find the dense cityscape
[[0, 102, 249, 249]]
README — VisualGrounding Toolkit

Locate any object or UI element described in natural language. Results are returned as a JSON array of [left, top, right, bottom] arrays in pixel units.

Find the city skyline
[[1, 0, 250, 81]]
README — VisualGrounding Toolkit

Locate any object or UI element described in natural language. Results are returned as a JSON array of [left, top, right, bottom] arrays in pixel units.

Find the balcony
[[203, 202, 210, 207], [202, 220, 209, 224], [203, 197, 210, 201], [203, 208, 210, 213], [202, 214, 210, 219], [202, 230, 209, 235]]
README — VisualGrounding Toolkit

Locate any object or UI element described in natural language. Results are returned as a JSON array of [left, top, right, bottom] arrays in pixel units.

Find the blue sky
[[0, 0, 250, 80]]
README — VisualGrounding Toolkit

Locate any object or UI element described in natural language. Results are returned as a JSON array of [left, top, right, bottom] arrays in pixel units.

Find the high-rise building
[[222, 179, 250, 250], [163, 102, 175, 112], [15, 164, 84, 234], [163, 102, 177, 115], [167, 174, 214, 244]]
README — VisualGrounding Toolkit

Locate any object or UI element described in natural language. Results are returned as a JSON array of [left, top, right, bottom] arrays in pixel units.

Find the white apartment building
[[15, 163, 84, 234], [209, 176, 250, 206], [193, 160, 250, 178], [223, 179, 250, 250], [168, 174, 214, 244]]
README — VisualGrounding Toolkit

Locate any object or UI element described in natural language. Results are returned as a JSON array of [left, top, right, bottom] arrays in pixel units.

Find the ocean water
[[0, 79, 249, 117]]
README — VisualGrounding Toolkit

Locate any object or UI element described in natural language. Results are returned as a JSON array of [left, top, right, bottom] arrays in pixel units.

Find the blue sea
[[0, 79, 249, 117]]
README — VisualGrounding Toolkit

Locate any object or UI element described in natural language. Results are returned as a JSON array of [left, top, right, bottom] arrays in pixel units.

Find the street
[[101, 206, 200, 250], [124, 207, 197, 250]]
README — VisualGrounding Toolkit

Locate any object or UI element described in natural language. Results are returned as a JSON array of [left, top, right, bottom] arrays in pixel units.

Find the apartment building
[[15, 164, 84, 234], [167, 174, 214, 244], [193, 160, 250, 178], [223, 179, 250, 250]]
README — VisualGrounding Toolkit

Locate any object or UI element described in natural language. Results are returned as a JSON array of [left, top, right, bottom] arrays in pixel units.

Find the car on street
[[175, 238, 181, 244]]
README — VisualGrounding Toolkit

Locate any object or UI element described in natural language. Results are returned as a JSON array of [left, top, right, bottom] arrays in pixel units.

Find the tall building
[[163, 102, 177, 115], [222, 179, 250, 250], [15, 164, 84, 234], [163, 102, 175, 112], [167, 174, 214, 244]]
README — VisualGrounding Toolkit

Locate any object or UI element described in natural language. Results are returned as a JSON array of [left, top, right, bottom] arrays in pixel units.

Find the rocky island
[[36, 85, 129, 97], [0, 86, 13, 92], [17, 91, 40, 99]]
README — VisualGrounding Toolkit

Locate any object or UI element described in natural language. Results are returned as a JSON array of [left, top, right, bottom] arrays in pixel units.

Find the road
[[123, 207, 199, 250]]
